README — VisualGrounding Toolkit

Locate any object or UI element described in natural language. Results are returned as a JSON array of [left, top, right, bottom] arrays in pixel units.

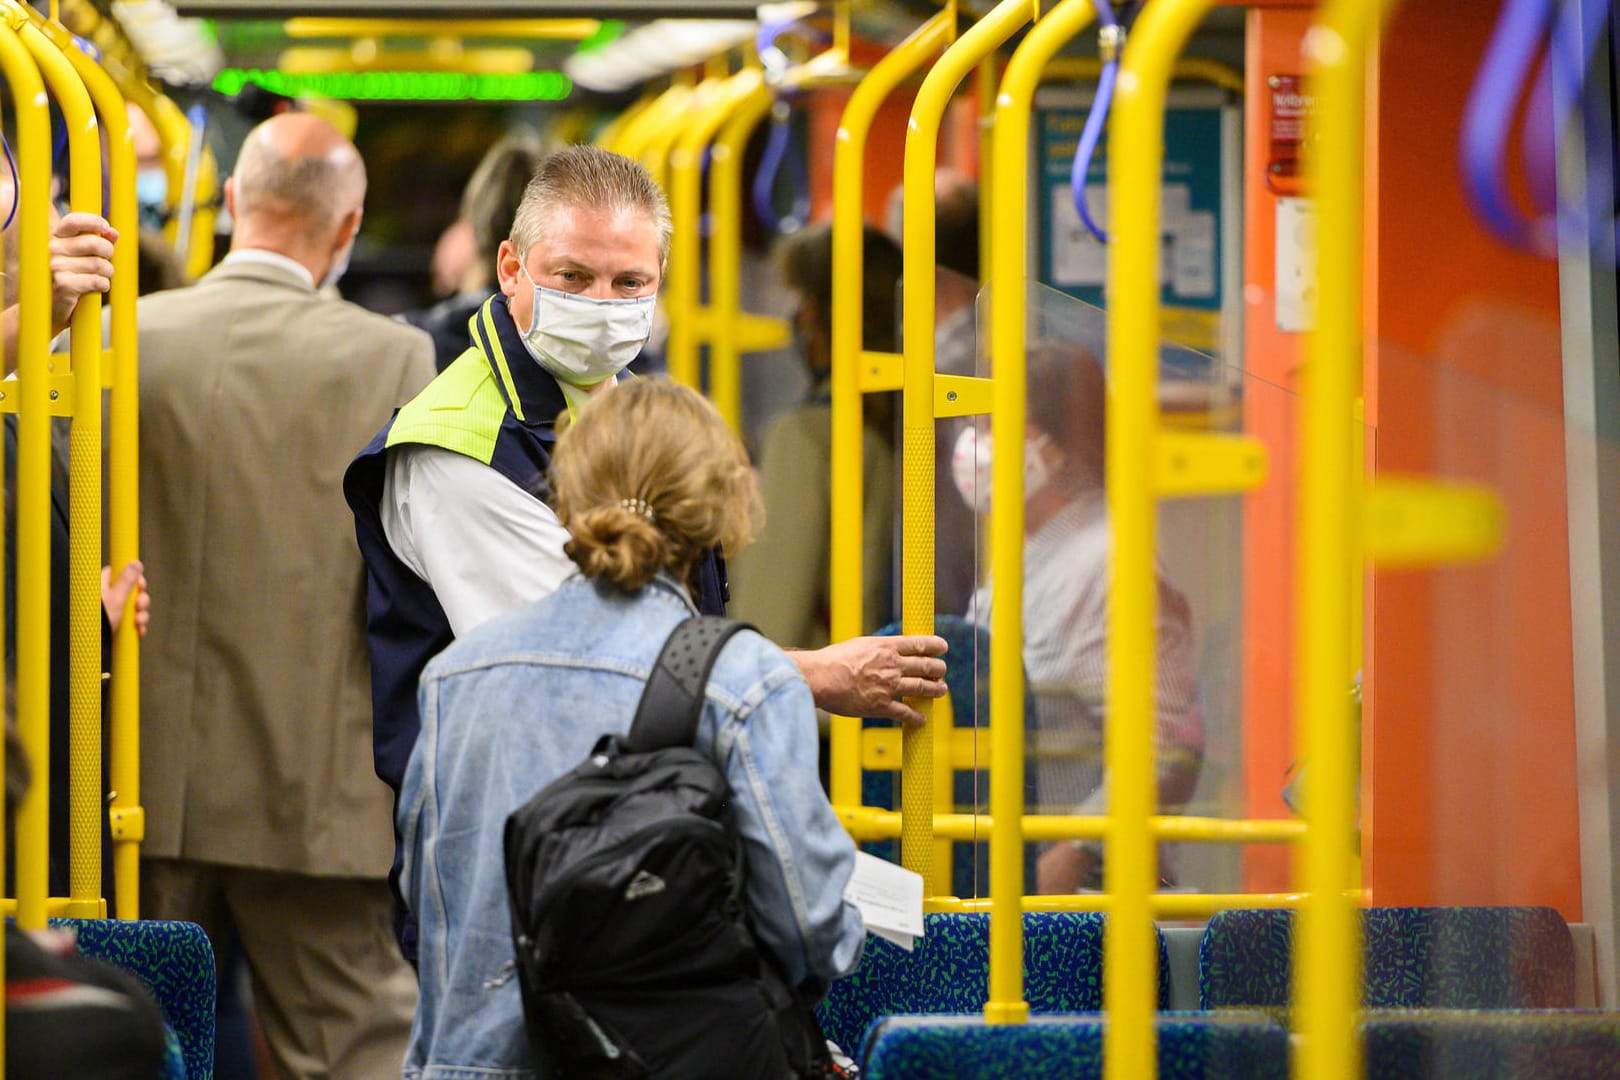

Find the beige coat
[[136, 258, 435, 877]]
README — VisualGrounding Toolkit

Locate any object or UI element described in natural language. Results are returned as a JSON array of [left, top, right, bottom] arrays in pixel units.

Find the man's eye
[[558, 271, 581, 282], [621, 279, 644, 291]]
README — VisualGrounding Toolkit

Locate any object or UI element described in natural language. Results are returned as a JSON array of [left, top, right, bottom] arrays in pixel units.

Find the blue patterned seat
[[861, 617, 1039, 897], [53, 918, 217, 1080], [859, 1013, 1289, 1079], [1362, 1009, 1620, 1079], [1198, 907, 1574, 1010], [817, 911, 1168, 1056]]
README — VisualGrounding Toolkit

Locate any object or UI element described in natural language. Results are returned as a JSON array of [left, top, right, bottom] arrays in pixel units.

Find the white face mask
[[519, 265, 655, 386], [320, 237, 354, 292], [950, 425, 1052, 515]]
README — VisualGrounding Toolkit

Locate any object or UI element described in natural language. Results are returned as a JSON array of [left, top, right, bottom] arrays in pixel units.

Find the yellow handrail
[[707, 79, 774, 430], [1103, 0, 1216, 1072], [595, 89, 658, 150], [986, 0, 1096, 1029], [52, 15, 143, 922], [828, 9, 955, 810], [645, 74, 720, 198], [1294, 2, 1393, 1077], [17, 8, 105, 922], [613, 81, 692, 160], [902, 0, 1027, 903], [282, 17, 601, 39], [666, 68, 762, 391], [0, 9, 53, 933]]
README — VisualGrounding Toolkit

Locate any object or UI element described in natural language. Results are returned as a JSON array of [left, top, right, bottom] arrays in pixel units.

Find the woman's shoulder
[[703, 624, 807, 715]]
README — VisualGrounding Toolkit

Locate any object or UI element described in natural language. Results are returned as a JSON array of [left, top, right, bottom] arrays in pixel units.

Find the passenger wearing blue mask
[[345, 145, 949, 964]]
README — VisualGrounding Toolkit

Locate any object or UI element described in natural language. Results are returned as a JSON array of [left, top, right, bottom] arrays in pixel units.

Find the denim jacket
[[399, 571, 866, 1079]]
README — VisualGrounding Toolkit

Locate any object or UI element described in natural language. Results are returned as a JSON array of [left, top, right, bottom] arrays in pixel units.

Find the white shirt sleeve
[[380, 443, 577, 636]]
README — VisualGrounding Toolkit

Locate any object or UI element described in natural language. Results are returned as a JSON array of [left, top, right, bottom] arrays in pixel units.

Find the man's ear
[[337, 207, 363, 249], [495, 239, 523, 299], [223, 177, 236, 221]]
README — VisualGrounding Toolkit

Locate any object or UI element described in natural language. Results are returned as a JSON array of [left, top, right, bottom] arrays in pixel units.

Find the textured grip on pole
[[899, 432, 937, 892]]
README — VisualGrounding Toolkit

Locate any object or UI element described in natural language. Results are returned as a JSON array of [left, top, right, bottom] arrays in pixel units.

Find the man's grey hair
[[233, 136, 364, 237], [509, 145, 671, 267]]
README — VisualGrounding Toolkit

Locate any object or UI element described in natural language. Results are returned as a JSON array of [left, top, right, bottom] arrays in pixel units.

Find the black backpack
[[503, 616, 839, 1079]]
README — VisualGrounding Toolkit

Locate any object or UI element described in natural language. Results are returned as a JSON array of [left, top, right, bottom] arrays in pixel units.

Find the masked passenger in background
[[960, 343, 1204, 892]]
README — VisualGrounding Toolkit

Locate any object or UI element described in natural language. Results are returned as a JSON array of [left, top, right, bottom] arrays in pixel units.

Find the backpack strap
[[628, 616, 754, 753]]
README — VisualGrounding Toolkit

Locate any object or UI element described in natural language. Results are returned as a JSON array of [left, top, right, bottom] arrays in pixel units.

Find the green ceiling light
[[574, 19, 626, 54], [211, 68, 572, 102]]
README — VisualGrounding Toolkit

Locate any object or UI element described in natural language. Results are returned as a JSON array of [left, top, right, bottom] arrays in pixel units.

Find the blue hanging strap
[[1069, 0, 1120, 244], [751, 14, 818, 236], [2, 130, 18, 232]]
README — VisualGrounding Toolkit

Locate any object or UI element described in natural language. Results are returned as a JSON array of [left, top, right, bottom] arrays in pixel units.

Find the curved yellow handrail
[[986, 0, 1096, 1028], [0, 11, 54, 933], [707, 79, 774, 430], [52, 17, 143, 923], [1294, 2, 1395, 1077], [645, 75, 720, 197], [613, 81, 691, 160], [595, 89, 658, 150], [282, 17, 601, 39], [18, 10, 104, 922], [902, 0, 1031, 903], [828, 8, 955, 809], [666, 68, 763, 391]]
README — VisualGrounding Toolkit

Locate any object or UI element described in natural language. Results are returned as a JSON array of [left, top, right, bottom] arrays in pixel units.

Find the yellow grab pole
[[708, 79, 773, 430], [55, 20, 143, 921], [0, 11, 53, 931], [1105, 0, 1219, 1073], [904, 0, 1028, 900], [19, 12, 105, 920], [667, 69, 762, 391], [616, 82, 693, 161], [1294, 2, 1391, 1077], [596, 89, 658, 151], [1104, 0, 1212, 1073], [829, 10, 955, 809], [986, 0, 1096, 1026], [645, 76, 719, 198]]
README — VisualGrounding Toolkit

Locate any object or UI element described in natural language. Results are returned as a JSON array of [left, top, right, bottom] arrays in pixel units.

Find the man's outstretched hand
[[791, 635, 948, 728]]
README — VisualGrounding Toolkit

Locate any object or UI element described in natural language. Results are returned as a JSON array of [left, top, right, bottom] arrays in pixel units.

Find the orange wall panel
[[1368, 0, 1581, 920]]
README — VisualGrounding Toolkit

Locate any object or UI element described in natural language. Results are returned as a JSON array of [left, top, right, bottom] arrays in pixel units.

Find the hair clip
[[620, 497, 655, 522]]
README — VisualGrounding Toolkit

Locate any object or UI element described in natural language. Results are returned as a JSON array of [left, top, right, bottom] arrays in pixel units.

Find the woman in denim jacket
[[398, 377, 866, 1079]]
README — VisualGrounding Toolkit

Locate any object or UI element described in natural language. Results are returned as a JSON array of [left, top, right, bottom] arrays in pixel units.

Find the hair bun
[[564, 504, 669, 593]]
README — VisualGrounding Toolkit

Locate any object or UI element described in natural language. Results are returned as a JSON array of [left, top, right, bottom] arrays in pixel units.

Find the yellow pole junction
[[17, 9, 105, 922], [828, 8, 954, 810], [707, 77, 775, 430], [667, 67, 762, 391], [0, 7, 54, 933], [1294, 1, 1395, 1076], [902, 0, 1025, 902], [51, 17, 144, 922], [1103, 0, 1214, 1072], [986, 0, 1096, 1028]]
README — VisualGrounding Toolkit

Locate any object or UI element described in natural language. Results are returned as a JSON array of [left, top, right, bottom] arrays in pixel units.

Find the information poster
[[1035, 101, 1231, 354]]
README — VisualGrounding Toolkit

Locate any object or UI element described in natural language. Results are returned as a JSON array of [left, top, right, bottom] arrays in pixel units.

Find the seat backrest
[[1362, 1008, 1620, 1080], [54, 918, 217, 1080], [1199, 907, 1574, 1010], [818, 911, 1167, 1055], [859, 1013, 1289, 1080]]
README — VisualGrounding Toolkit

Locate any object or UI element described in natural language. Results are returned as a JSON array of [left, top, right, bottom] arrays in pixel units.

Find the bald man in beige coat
[[136, 113, 431, 1077]]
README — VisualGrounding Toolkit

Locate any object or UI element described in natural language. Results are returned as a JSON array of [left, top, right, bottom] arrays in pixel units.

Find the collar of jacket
[[465, 293, 568, 431]]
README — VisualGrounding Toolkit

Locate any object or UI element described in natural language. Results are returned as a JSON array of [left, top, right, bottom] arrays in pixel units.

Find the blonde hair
[[509, 145, 671, 267], [551, 378, 758, 593]]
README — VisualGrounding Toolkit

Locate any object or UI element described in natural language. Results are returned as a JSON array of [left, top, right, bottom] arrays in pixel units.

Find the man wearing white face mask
[[346, 146, 949, 963], [959, 343, 1204, 894], [136, 112, 430, 1076]]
